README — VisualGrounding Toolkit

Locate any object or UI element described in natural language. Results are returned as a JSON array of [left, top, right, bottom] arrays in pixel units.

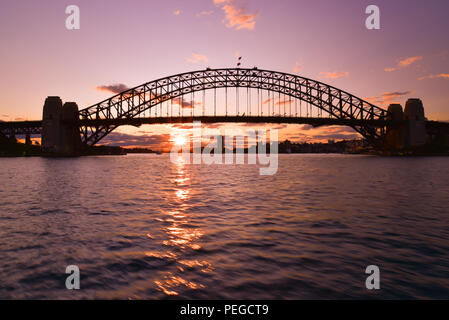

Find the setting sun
[[173, 136, 187, 146]]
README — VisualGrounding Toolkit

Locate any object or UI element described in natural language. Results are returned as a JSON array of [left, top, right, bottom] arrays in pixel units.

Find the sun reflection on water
[[175, 189, 189, 201], [155, 272, 205, 296], [153, 156, 213, 296]]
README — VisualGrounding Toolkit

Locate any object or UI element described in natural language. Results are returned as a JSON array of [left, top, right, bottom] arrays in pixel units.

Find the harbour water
[[0, 154, 449, 299]]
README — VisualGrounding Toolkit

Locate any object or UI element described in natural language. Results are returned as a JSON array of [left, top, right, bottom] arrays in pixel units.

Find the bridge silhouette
[[1, 68, 448, 154]]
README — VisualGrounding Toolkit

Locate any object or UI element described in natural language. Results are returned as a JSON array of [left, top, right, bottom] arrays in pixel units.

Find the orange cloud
[[398, 56, 423, 67], [385, 56, 423, 72], [262, 95, 293, 106], [365, 91, 412, 106], [101, 132, 172, 151], [96, 83, 129, 94], [276, 100, 293, 106], [173, 10, 181, 16], [293, 61, 301, 73], [262, 98, 274, 105], [186, 53, 209, 64], [285, 125, 361, 143], [214, 0, 258, 31], [318, 71, 349, 79], [418, 73, 449, 80]]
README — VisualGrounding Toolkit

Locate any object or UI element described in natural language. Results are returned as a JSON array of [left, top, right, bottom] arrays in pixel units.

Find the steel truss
[[76, 68, 390, 146]]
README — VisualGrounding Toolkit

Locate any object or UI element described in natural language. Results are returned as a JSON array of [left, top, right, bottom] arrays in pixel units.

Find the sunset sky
[[1, 0, 449, 149]]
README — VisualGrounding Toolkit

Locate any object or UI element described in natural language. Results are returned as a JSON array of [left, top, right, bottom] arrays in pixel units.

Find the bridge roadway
[[0, 120, 42, 136], [0, 116, 404, 133], [76, 116, 400, 128], [1, 116, 448, 137]]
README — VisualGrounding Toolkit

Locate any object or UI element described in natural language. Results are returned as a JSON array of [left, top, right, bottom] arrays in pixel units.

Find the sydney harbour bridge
[[1, 68, 448, 155]]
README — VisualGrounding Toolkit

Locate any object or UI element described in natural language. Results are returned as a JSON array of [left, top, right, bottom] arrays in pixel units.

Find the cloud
[[170, 123, 223, 130], [282, 125, 361, 143], [324, 126, 360, 134], [318, 71, 349, 79], [203, 123, 223, 129], [294, 125, 361, 142], [186, 53, 209, 64], [101, 123, 362, 149], [385, 56, 423, 72], [262, 96, 293, 106], [299, 124, 314, 131], [365, 91, 412, 106], [275, 99, 293, 106], [272, 124, 288, 130], [381, 91, 412, 100], [171, 97, 197, 109], [170, 124, 195, 130], [196, 10, 214, 17], [137, 130, 156, 134], [214, 0, 258, 31], [418, 73, 449, 80], [96, 83, 130, 94], [262, 98, 274, 105], [398, 56, 423, 67], [262, 96, 295, 106], [173, 10, 181, 16], [101, 132, 171, 149], [293, 62, 301, 73], [239, 123, 264, 127]]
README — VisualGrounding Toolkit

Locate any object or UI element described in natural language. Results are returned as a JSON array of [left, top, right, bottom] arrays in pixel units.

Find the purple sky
[[1, 0, 448, 146]]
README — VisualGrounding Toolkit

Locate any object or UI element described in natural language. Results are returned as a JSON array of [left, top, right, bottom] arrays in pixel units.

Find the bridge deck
[[76, 116, 399, 128], [2, 117, 448, 137]]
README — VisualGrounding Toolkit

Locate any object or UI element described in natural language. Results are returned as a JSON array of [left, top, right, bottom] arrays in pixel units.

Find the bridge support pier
[[386, 104, 406, 149], [42, 96, 82, 156], [386, 99, 427, 150], [404, 99, 427, 147]]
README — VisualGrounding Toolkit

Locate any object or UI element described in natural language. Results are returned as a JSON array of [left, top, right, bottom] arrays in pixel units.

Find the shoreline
[[1, 140, 448, 158]]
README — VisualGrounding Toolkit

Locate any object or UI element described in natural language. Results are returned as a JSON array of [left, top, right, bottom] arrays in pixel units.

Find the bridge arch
[[78, 68, 390, 146]]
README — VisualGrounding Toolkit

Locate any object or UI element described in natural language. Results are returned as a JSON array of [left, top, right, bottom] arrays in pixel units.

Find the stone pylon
[[42, 96, 82, 156], [385, 99, 428, 150]]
